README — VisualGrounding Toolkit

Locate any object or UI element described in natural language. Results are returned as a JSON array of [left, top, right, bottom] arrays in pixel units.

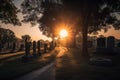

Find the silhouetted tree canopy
[[21, 0, 120, 56], [0, 27, 17, 47], [21, 34, 31, 42], [0, 0, 21, 25], [62, 0, 120, 32], [21, 0, 62, 37], [21, 0, 120, 35]]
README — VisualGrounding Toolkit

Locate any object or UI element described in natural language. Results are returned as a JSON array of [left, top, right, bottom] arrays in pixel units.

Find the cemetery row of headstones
[[96, 36, 117, 55], [0, 42, 19, 52], [22, 40, 56, 61], [25, 40, 56, 55], [0, 40, 56, 54], [87, 36, 120, 48]]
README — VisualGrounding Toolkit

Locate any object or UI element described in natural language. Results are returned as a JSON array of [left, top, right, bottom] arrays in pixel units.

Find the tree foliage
[[21, 0, 62, 37], [21, 34, 31, 42], [21, 0, 120, 56], [0, 0, 21, 25], [0, 27, 17, 48], [21, 0, 120, 35]]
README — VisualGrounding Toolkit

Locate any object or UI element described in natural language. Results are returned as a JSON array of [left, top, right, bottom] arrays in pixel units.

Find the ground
[[1, 47, 120, 80], [56, 47, 120, 80]]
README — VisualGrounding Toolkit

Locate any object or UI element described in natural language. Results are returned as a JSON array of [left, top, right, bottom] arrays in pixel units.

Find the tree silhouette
[[21, 34, 31, 43], [0, 27, 17, 50], [0, 0, 21, 25], [21, 0, 120, 57]]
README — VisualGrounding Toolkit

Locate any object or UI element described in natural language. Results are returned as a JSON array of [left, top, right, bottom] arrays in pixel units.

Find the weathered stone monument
[[96, 36, 116, 54], [37, 40, 41, 56], [107, 36, 115, 48], [19, 44, 24, 51], [50, 41, 54, 50], [90, 36, 115, 66], [97, 37, 106, 48], [25, 42, 31, 56], [22, 42, 31, 62], [44, 42, 48, 53], [33, 41, 37, 57], [11, 42, 16, 52], [96, 37, 106, 54], [106, 36, 115, 53]]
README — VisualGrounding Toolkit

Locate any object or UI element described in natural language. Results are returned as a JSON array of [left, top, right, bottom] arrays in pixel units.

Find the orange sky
[[98, 27, 120, 39], [1, 23, 52, 41], [1, 22, 120, 41]]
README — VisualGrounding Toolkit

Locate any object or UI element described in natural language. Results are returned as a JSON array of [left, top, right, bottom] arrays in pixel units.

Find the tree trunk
[[81, 24, 89, 57], [72, 32, 76, 47]]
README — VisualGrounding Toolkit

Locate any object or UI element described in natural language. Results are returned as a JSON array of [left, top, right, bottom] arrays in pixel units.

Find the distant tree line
[[0, 27, 17, 51]]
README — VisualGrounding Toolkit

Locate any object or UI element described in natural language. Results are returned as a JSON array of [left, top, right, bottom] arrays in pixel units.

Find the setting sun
[[60, 29, 68, 38]]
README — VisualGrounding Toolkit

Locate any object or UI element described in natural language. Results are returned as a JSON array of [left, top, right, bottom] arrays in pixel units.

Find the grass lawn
[[56, 47, 120, 80], [0, 49, 58, 80], [0, 51, 24, 60]]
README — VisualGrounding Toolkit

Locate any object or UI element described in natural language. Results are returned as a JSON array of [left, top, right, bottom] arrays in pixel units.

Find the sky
[[1, 0, 120, 41], [1, 23, 52, 41], [1, 0, 52, 41], [98, 27, 120, 39]]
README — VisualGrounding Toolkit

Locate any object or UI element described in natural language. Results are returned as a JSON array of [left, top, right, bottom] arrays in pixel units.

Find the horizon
[[1, 23, 52, 41], [1, 23, 120, 41]]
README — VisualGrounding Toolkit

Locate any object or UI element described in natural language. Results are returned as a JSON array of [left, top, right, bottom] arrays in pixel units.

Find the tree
[[21, 0, 120, 57], [21, 0, 62, 37], [0, 27, 17, 49], [6, 29, 16, 49], [21, 35, 31, 42], [0, 0, 21, 25]]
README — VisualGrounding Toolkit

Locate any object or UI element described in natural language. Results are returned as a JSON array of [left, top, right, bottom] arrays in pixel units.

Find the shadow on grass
[[55, 47, 120, 80], [0, 49, 58, 80]]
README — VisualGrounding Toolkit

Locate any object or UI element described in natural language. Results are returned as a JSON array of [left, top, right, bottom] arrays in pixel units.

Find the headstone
[[96, 36, 116, 55], [50, 41, 54, 50], [19, 44, 24, 51], [91, 37, 116, 66], [50, 41, 55, 50], [12, 42, 16, 51], [37, 40, 41, 56], [97, 37, 106, 48], [106, 36, 115, 53], [96, 37, 106, 53], [44, 42, 48, 53], [25, 42, 31, 56], [117, 42, 120, 47], [107, 36, 115, 48], [10, 42, 16, 53], [33, 41, 36, 57], [22, 42, 31, 62]]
